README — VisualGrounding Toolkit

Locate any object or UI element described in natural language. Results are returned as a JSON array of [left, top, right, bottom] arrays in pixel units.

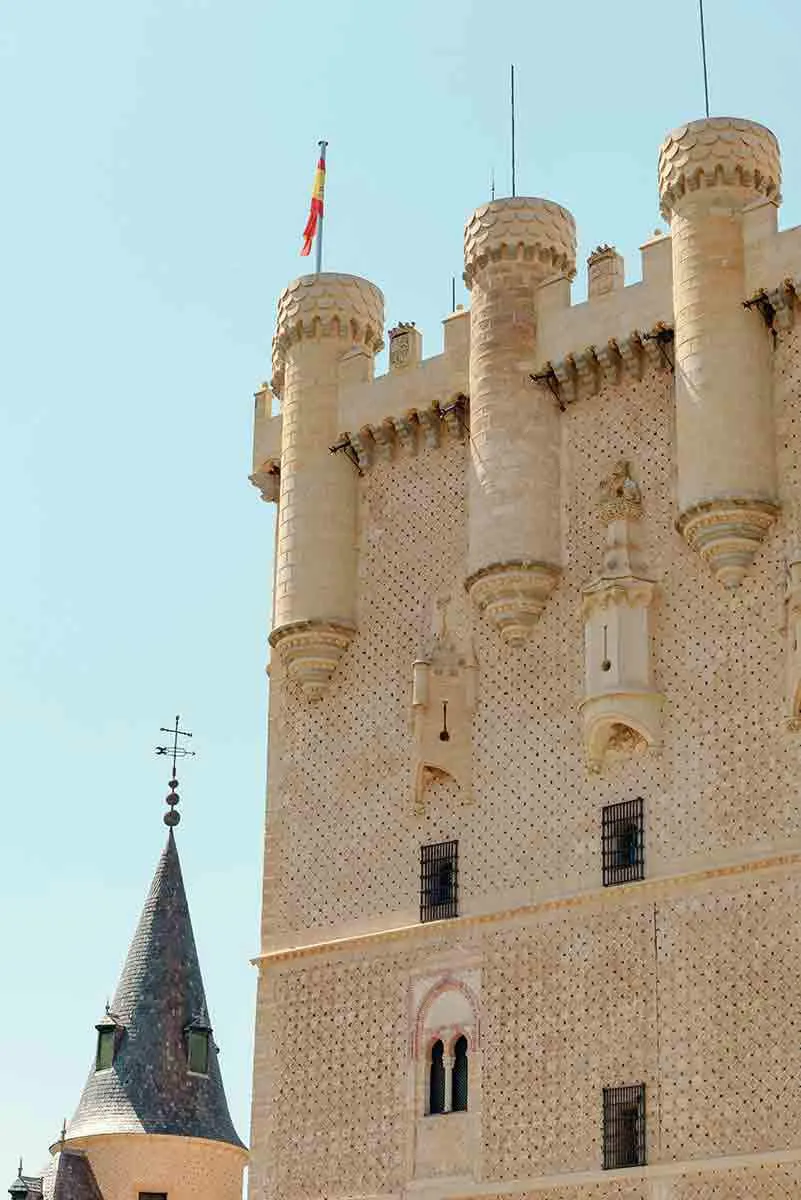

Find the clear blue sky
[[2, 0, 799, 1174]]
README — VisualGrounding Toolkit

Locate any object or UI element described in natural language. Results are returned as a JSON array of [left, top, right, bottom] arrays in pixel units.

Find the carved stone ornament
[[676, 499, 779, 591], [390, 332, 410, 366], [465, 562, 561, 646], [412, 595, 477, 813], [269, 620, 356, 701], [579, 464, 662, 772]]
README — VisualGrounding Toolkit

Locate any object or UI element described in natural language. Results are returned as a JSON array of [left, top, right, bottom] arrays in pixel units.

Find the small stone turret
[[270, 273, 384, 698], [463, 197, 576, 643], [658, 117, 782, 588]]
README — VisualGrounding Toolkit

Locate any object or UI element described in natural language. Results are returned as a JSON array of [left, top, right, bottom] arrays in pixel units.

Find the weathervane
[[155, 714, 195, 827]]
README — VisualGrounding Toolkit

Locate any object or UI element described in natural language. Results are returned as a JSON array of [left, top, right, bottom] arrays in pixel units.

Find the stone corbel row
[[534, 323, 675, 410], [342, 396, 469, 472]]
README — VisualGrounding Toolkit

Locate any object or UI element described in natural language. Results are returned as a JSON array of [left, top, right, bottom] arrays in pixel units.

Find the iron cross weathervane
[[155, 714, 195, 827]]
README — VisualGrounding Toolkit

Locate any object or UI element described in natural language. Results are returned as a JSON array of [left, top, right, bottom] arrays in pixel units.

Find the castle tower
[[658, 117, 782, 587], [463, 197, 576, 642], [250, 112, 801, 1200], [13, 780, 247, 1200], [269, 272, 384, 698]]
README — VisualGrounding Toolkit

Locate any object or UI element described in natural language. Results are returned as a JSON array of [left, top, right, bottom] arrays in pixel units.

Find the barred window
[[429, 1040, 445, 1114], [420, 840, 458, 922], [603, 1084, 646, 1169], [602, 799, 644, 886], [452, 1035, 468, 1112]]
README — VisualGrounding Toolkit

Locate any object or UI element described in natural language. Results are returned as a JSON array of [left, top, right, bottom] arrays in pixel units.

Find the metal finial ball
[[164, 809, 181, 827], [166, 790, 179, 805], [169, 778, 179, 789]]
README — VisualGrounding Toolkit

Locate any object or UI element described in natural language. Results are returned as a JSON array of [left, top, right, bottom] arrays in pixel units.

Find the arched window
[[429, 1039, 445, 1114], [452, 1035, 468, 1112]]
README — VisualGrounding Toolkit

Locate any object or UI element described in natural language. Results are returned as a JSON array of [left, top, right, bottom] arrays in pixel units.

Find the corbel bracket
[[641, 323, 675, 372], [530, 363, 564, 411], [329, 435, 363, 475], [743, 290, 778, 344]]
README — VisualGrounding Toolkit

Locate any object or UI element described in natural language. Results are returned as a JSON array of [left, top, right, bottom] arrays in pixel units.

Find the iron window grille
[[420, 840, 458, 922], [603, 1084, 646, 1169], [602, 798, 644, 886]]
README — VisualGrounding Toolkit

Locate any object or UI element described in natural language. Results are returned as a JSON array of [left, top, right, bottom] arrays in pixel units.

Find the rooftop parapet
[[271, 272, 385, 395], [463, 197, 577, 289], [658, 117, 781, 218]]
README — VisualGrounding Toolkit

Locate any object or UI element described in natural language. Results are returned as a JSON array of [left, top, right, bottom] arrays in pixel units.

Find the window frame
[[602, 1083, 646, 1169], [602, 798, 644, 886], [420, 840, 459, 922]]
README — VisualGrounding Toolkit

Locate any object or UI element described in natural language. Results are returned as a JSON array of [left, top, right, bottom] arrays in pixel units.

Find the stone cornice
[[252, 844, 801, 966]]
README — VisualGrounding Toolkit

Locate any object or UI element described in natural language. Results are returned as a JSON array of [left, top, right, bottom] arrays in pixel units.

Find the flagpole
[[510, 64, 516, 198], [316, 140, 328, 274], [699, 0, 710, 118]]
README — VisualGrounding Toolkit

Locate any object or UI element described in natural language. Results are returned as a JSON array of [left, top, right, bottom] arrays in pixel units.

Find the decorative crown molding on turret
[[463, 197, 577, 289], [658, 117, 781, 219], [270, 273, 385, 397]]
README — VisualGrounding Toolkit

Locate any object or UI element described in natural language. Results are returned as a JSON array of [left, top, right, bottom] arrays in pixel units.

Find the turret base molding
[[676, 499, 779, 591], [269, 620, 356, 701], [465, 561, 561, 646]]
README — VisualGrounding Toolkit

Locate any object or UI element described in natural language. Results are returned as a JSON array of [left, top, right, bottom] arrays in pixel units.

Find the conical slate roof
[[66, 830, 244, 1149]]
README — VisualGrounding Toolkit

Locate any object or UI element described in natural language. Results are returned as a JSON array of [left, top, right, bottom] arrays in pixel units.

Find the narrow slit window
[[139, 1194, 168, 1200], [420, 840, 459, 922], [429, 1039, 445, 1115], [603, 1084, 646, 1169], [452, 1035, 468, 1112], [602, 799, 644, 886]]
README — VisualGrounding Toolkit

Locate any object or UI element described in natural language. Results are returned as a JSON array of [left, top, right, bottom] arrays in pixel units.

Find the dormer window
[[184, 1013, 212, 1075], [94, 1009, 122, 1072]]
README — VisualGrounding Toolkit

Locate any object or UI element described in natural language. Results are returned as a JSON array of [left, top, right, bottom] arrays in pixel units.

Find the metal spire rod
[[316, 140, 328, 274], [510, 65, 516, 197], [699, 0, 710, 118]]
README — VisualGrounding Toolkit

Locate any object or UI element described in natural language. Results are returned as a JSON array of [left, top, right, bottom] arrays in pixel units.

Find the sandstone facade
[[250, 117, 801, 1200]]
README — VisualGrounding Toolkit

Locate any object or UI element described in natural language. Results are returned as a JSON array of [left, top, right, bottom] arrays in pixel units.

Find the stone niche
[[411, 595, 477, 813], [410, 966, 481, 1182], [579, 462, 662, 772]]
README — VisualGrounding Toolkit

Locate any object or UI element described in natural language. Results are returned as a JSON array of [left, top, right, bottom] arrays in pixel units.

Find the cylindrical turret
[[658, 117, 781, 588], [270, 273, 384, 698], [463, 198, 577, 643]]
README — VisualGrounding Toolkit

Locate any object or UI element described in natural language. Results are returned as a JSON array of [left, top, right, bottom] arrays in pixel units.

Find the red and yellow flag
[[300, 151, 326, 257]]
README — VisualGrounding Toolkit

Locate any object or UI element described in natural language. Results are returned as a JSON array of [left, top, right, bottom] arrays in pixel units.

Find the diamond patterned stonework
[[249, 112, 801, 1200]]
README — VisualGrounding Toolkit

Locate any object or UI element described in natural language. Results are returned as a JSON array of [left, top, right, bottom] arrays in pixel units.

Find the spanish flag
[[300, 146, 326, 257]]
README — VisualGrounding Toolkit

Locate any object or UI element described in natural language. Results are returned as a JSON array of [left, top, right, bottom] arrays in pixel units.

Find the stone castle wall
[[250, 323, 801, 1199]]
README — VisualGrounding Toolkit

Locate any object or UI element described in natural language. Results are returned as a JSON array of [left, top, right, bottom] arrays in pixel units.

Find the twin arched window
[[428, 1034, 468, 1114]]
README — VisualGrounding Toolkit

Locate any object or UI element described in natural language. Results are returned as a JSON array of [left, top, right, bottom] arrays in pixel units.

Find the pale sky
[[2, 0, 800, 1175]]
